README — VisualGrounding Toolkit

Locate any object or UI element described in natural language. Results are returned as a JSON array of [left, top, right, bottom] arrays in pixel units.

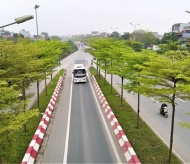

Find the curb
[[21, 76, 64, 164], [91, 75, 141, 164]]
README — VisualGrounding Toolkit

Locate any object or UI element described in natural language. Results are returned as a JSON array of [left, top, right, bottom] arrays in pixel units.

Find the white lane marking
[[177, 98, 185, 102], [150, 97, 159, 103], [150, 97, 185, 103], [88, 74, 122, 163], [63, 76, 73, 163]]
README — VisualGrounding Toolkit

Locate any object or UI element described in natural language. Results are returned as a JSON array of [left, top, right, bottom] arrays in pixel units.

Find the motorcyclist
[[161, 103, 167, 113]]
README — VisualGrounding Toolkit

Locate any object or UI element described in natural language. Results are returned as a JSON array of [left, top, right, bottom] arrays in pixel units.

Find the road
[[31, 48, 189, 163], [40, 49, 127, 163], [104, 74, 190, 163]]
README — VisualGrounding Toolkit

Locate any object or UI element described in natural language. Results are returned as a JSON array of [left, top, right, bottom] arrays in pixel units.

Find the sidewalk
[[26, 64, 64, 110]]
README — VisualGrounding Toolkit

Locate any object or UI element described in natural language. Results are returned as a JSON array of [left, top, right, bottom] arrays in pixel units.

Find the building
[[41, 32, 49, 40], [152, 32, 163, 40], [172, 23, 190, 43], [172, 23, 190, 33], [172, 23, 190, 37], [0, 28, 12, 39], [19, 29, 31, 38]]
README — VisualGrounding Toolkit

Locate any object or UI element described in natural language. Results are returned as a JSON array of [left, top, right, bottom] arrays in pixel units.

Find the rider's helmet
[[161, 102, 167, 107]]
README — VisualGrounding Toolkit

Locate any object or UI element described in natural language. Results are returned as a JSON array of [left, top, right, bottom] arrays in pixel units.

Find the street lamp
[[0, 15, 34, 28], [34, 4, 40, 109], [34, 5, 40, 36], [130, 23, 140, 41]]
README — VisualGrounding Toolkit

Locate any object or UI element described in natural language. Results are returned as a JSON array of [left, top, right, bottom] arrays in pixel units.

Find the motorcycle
[[160, 106, 168, 118]]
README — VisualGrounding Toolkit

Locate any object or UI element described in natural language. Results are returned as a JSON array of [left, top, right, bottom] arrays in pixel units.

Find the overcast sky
[[1, 0, 190, 36]]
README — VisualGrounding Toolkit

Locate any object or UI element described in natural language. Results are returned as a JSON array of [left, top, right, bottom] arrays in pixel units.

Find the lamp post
[[0, 15, 34, 28], [34, 5, 40, 109], [34, 5, 40, 36], [130, 23, 140, 41]]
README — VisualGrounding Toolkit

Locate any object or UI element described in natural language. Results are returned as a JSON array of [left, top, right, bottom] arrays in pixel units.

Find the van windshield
[[73, 69, 86, 77]]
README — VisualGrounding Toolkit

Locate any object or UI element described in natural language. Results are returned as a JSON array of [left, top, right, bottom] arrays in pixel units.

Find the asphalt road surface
[[104, 74, 190, 163], [40, 49, 127, 163], [33, 47, 189, 163]]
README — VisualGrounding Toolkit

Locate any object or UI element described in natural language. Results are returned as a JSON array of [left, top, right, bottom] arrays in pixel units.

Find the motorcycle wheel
[[165, 113, 168, 118]]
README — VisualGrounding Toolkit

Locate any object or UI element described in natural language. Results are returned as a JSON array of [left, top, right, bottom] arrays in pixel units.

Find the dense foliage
[[0, 38, 77, 162], [88, 38, 190, 163]]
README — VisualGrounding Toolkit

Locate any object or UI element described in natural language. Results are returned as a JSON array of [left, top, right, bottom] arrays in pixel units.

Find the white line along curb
[[91, 75, 141, 164]]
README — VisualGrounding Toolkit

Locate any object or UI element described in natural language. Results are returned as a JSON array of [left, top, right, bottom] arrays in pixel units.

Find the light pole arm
[[0, 15, 33, 28], [0, 22, 16, 28]]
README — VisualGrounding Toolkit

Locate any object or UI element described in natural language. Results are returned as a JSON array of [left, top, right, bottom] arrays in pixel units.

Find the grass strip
[[1, 69, 64, 163], [89, 67, 181, 164]]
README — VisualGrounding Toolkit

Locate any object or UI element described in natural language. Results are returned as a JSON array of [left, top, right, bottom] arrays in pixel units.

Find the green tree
[[0, 38, 49, 156], [51, 35, 62, 40], [88, 38, 124, 92], [111, 45, 134, 106], [123, 50, 151, 128], [161, 32, 179, 44], [88, 38, 115, 69], [121, 32, 130, 40], [0, 39, 41, 132], [130, 30, 159, 48], [110, 31, 120, 39], [0, 81, 19, 110], [135, 50, 190, 163], [31, 39, 68, 108], [125, 40, 143, 52]]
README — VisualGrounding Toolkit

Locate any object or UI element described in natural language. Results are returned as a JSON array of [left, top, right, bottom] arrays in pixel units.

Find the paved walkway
[[26, 65, 64, 110]]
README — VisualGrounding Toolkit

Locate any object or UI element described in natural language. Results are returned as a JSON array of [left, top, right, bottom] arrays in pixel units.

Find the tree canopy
[[88, 37, 190, 163], [0, 38, 76, 152]]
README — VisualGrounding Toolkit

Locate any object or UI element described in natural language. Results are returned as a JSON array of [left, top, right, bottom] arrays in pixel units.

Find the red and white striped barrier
[[91, 75, 141, 164], [21, 76, 63, 164]]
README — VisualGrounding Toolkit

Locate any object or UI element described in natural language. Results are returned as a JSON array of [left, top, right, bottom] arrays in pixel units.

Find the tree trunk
[[37, 79, 40, 109], [45, 75, 47, 96], [121, 76, 123, 106], [22, 80, 26, 110], [96, 60, 98, 76], [98, 61, 100, 79], [51, 67, 53, 81], [136, 92, 140, 128], [111, 73, 113, 93], [23, 124, 27, 133], [168, 100, 176, 163], [104, 61, 107, 84], [111, 62, 113, 93], [22, 79, 27, 132]]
